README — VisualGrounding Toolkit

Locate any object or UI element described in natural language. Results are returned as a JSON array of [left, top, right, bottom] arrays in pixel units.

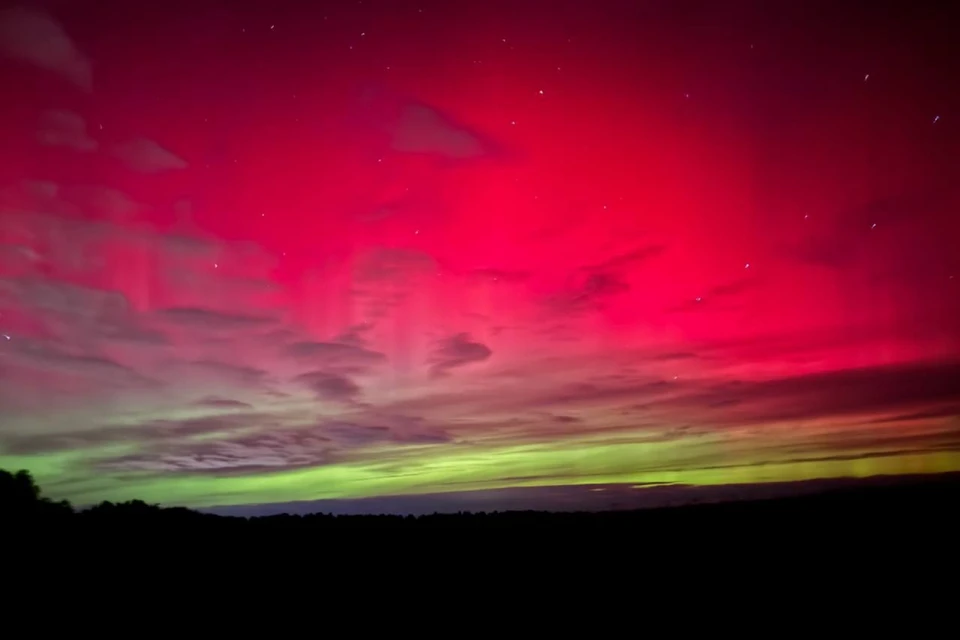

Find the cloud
[[791, 233, 860, 269], [583, 245, 666, 274], [533, 379, 672, 410], [284, 339, 386, 373], [706, 278, 758, 298], [194, 396, 254, 410], [185, 360, 270, 386], [99, 432, 333, 473], [868, 406, 960, 424], [549, 272, 631, 313], [0, 277, 127, 319], [0, 243, 41, 270], [157, 307, 277, 331], [467, 267, 532, 283], [787, 191, 949, 270], [543, 246, 664, 315], [334, 323, 375, 348], [112, 138, 188, 173], [392, 103, 507, 160], [93, 414, 451, 474], [672, 360, 960, 427], [0, 278, 168, 399], [775, 424, 960, 461], [428, 333, 492, 377], [668, 276, 759, 313], [63, 186, 142, 220], [294, 370, 363, 403], [377, 357, 960, 454], [354, 247, 437, 283], [0, 337, 154, 391], [0, 412, 267, 456], [282, 327, 387, 404], [0, 7, 92, 91], [0, 181, 78, 220], [652, 351, 699, 361], [0, 203, 235, 300], [37, 110, 98, 152]]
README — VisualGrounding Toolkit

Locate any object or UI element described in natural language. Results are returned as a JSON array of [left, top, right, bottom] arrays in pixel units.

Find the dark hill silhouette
[[8, 467, 960, 586], [5, 468, 959, 541]]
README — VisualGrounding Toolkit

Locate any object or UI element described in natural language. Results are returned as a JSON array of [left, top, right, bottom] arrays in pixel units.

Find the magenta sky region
[[0, 0, 958, 511]]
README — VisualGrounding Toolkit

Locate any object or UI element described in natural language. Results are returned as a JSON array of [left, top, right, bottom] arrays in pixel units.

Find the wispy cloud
[[0, 7, 92, 91], [544, 244, 665, 314], [37, 110, 98, 152], [195, 396, 254, 410], [428, 333, 493, 377], [89, 412, 452, 475], [392, 102, 509, 161], [112, 138, 188, 173], [294, 370, 363, 403], [284, 340, 386, 372], [157, 307, 278, 331]]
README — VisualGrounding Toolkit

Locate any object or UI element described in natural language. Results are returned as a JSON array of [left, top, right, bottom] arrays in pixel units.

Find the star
[[933, 115, 940, 124], [695, 296, 702, 303], [270, 24, 275, 30], [214, 263, 219, 268], [510, 120, 516, 125], [539, 90, 544, 95], [871, 223, 877, 229], [745, 263, 750, 269]]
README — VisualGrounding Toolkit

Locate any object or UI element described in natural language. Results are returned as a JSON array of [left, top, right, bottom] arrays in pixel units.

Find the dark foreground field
[[7, 469, 958, 539], [6, 469, 959, 590]]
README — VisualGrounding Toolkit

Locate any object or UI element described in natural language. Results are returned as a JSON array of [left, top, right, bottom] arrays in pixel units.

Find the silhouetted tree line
[[3, 467, 958, 543]]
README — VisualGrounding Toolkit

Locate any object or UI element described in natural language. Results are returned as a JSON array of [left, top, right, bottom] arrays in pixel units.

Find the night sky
[[1, 0, 958, 513]]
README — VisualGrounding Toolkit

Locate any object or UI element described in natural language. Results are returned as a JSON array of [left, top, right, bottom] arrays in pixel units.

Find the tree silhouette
[[0, 468, 74, 520], [0, 466, 956, 545]]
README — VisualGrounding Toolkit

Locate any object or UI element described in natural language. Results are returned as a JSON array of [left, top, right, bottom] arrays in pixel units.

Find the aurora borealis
[[1, 0, 958, 513]]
